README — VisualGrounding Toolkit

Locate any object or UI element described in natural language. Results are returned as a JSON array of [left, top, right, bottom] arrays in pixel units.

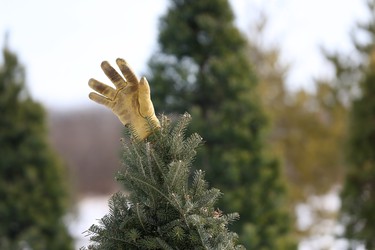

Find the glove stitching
[[112, 86, 125, 101]]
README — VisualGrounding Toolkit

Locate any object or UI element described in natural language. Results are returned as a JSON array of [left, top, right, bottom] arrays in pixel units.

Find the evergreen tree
[[341, 51, 375, 249], [146, 1, 295, 248], [84, 114, 244, 249], [0, 44, 73, 249], [248, 20, 347, 203], [248, 21, 348, 243], [340, 1, 375, 248]]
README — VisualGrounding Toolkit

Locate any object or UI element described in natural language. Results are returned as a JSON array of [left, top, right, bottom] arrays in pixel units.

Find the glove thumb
[[138, 77, 154, 118]]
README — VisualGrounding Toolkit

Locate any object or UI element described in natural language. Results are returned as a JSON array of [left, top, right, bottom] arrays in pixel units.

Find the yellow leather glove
[[88, 58, 160, 140]]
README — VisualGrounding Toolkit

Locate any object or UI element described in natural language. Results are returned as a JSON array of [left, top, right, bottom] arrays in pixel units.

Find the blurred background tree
[[146, 0, 296, 248], [247, 18, 348, 239], [0, 43, 74, 249], [250, 34, 347, 200], [339, 1, 375, 248]]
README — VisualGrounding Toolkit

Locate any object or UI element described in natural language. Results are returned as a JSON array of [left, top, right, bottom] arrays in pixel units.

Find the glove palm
[[88, 58, 160, 140]]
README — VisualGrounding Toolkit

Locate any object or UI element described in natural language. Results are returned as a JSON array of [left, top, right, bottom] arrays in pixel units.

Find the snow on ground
[[66, 196, 110, 249], [297, 190, 346, 249]]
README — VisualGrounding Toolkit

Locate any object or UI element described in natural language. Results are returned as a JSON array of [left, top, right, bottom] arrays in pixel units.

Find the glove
[[88, 58, 160, 140]]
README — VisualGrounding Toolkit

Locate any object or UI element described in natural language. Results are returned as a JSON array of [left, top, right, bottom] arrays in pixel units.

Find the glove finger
[[89, 92, 113, 108], [138, 77, 153, 117], [101, 61, 127, 89], [88, 78, 116, 100], [116, 58, 139, 84]]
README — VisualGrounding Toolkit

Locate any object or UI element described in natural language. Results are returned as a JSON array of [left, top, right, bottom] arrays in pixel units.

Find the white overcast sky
[[0, 0, 370, 110]]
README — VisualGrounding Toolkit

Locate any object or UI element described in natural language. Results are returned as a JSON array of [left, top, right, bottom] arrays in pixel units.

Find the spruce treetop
[[84, 114, 244, 249]]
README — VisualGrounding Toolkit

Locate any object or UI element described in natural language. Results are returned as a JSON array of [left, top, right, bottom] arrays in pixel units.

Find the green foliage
[[341, 54, 375, 249], [146, 0, 295, 248], [249, 20, 347, 204], [263, 83, 347, 201], [84, 114, 244, 249], [248, 20, 350, 243], [339, 1, 375, 248], [0, 46, 73, 249]]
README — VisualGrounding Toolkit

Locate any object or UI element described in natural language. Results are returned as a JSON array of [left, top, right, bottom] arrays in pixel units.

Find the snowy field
[[67, 196, 110, 249], [68, 194, 359, 250]]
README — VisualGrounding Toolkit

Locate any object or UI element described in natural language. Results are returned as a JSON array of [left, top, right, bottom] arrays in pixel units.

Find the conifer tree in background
[[248, 19, 347, 204], [342, 50, 375, 249], [339, 1, 375, 248], [146, 0, 295, 248], [0, 44, 73, 249], [84, 114, 244, 249], [248, 19, 350, 243]]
